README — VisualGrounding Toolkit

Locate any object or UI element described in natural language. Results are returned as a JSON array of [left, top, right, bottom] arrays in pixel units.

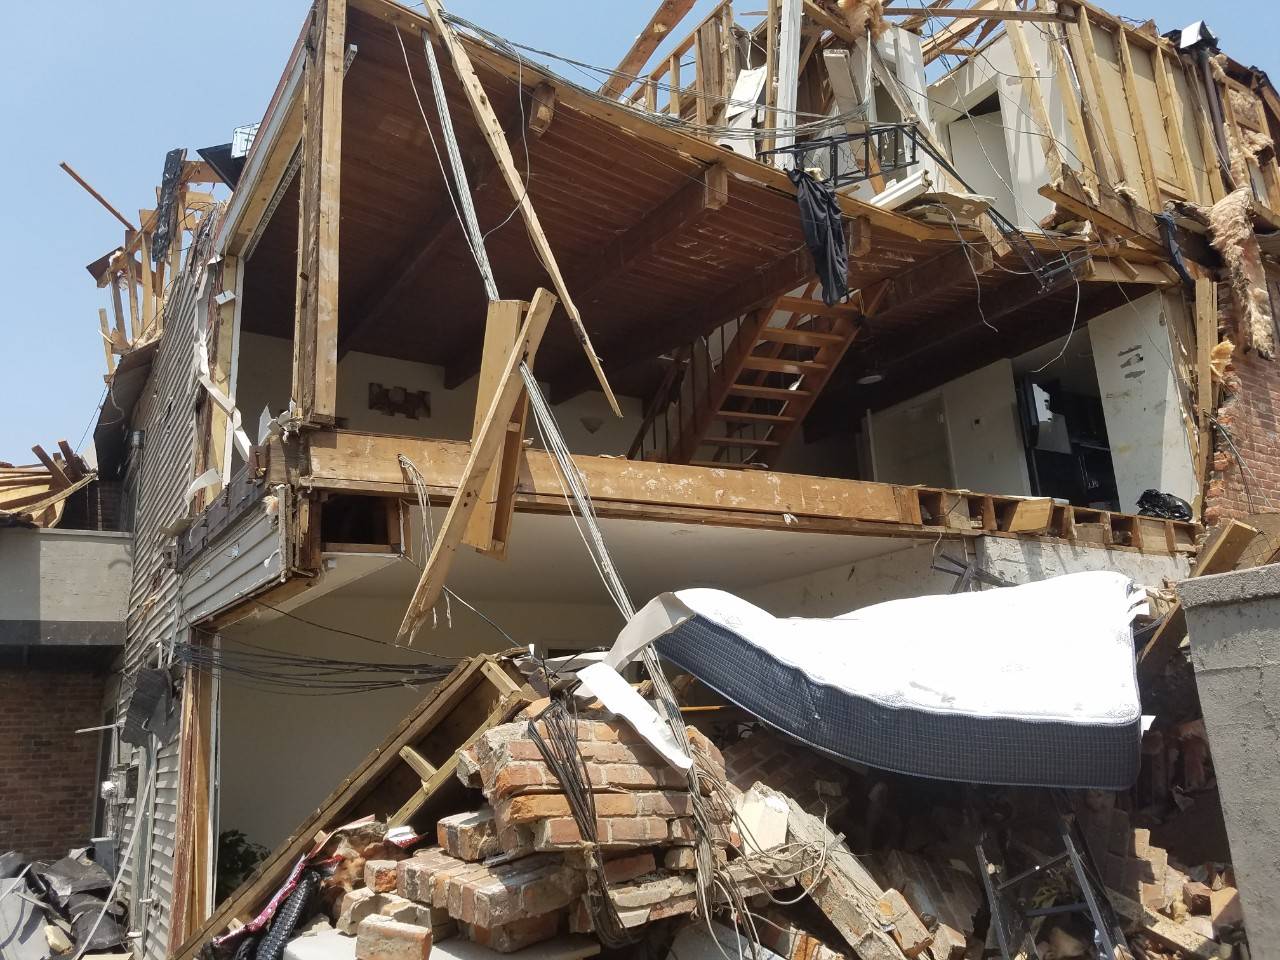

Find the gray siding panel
[[181, 507, 285, 623], [113, 212, 221, 960]]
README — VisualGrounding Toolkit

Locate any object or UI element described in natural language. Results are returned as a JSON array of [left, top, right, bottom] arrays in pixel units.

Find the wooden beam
[[1153, 45, 1196, 202], [314, 0, 346, 421], [602, 0, 698, 100], [884, 5, 1070, 20], [1072, 8, 1133, 194], [1041, 165, 1164, 254], [463, 299, 530, 558], [59, 161, 136, 231], [31, 445, 71, 491], [877, 243, 996, 317], [397, 289, 557, 642], [803, 0, 855, 43], [420, 1, 621, 417], [1194, 276, 1216, 498], [98, 309, 116, 377]]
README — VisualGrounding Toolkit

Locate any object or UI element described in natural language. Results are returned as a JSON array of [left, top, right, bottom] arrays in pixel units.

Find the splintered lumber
[[601, 0, 697, 100], [1138, 519, 1259, 679], [59, 161, 136, 231], [419, 0, 621, 416], [30, 445, 70, 490], [777, 788, 910, 960], [397, 288, 557, 642], [463, 299, 530, 557]]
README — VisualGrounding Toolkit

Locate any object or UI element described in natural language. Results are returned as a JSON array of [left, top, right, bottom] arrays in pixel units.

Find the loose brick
[[663, 848, 697, 871], [355, 915, 432, 960], [497, 790, 695, 826], [1183, 880, 1213, 914], [437, 809, 500, 862], [339, 888, 384, 935], [366, 860, 400, 894], [397, 849, 464, 903], [381, 894, 451, 929], [603, 852, 656, 884], [463, 913, 561, 953]]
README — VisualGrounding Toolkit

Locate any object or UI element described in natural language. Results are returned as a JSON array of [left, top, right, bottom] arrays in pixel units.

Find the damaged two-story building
[[6, 0, 1280, 958]]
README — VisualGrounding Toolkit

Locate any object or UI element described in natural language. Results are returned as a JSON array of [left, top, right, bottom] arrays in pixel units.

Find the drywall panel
[[869, 392, 953, 488], [1171, 62, 1215, 203], [1089, 291, 1197, 511], [869, 359, 1030, 496], [1130, 43, 1176, 184], [943, 359, 1032, 496], [948, 112, 1019, 225], [995, 27, 1069, 228]]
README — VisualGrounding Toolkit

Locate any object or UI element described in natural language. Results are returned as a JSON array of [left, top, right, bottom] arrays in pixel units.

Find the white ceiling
[[334, 510, 920, 605]]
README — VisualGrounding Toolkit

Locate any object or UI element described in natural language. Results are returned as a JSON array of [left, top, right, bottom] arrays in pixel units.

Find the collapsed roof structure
[[7, 1, 1280, 960]]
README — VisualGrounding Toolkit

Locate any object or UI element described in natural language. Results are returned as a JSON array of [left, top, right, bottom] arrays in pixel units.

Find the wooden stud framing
[[1153, 45, 1197, 203], [1071, 8, 1130, 193], [420, 0, 621, 416], [397, 289, 557, 642], [1002, 1, 1064, 183], [600, 0, 698, 100], [1044, 22, 1098, 198], [1115, 28, 1159, 209]]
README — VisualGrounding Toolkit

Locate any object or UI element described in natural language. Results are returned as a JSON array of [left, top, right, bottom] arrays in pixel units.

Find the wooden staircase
[[634, 284, 865, 467]]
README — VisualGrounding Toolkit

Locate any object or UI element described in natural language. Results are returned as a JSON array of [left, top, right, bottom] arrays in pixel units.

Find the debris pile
[[0, 442, 95, 528], [0, 849, 128, 960]]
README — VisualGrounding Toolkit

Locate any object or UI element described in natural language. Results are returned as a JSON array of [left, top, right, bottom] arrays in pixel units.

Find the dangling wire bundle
[[527, 696, 636, 948]]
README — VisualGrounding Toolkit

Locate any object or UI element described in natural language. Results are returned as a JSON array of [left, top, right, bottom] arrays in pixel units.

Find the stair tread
[[727, 384, 813, 399], [740, 356, 829, 374], [715, 410, 795, 423], [702, 435, 782, 447], [757, 327, 847, 347]]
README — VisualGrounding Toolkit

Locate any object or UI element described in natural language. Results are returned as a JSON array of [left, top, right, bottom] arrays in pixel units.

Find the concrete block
[[734, 784, 789, 853]]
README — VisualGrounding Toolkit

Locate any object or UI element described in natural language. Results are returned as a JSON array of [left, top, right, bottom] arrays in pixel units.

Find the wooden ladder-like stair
[[675, 284, 862, 467]]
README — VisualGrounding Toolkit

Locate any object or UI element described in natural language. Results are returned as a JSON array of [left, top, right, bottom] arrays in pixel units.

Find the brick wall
[[1204, 289, 1280, 523], [0, 666, 106, 860]]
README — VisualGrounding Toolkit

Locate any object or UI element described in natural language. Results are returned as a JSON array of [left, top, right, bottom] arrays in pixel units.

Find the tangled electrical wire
[[172, 637, 455, 695]]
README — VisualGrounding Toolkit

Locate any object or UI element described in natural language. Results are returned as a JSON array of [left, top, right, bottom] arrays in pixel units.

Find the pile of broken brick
[[278, 702, 1247, 960]]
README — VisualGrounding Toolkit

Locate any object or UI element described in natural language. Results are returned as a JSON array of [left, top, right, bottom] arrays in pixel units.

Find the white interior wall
[[869, 358, 1030, 495], [943, 359, 1032, 495], [1088, 291, 1197, 511], [234, 332, 642, 455], [218, 587, 621, 850], [948, 110, 1019, 223], [928, 32, 1080, 229]]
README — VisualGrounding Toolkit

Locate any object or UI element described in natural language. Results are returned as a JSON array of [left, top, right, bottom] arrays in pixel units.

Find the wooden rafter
[[602, 0, 698, 100]]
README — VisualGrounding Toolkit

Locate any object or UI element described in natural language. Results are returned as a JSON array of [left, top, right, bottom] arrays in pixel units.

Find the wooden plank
[[1153, 46, 1196, 202], [1002, 2, 1064, 182], [463, 299, 528, 557], [58, 161, 135, 231], [1004, 498, 1054, 533], [56, 442, 83, 481], [1194, 277, 1216, 499], [420, 0, 621, 417], [124, 252, 140, 342], [389, 691, 525, 826], [601, 0, 698, 100], [1192, 519, 1260, 576], [98, 309, 116, 376], [397, 289, 557, 642], [1072, 8, 1130, 194], [1116, 28, 1159, 208], [1044, 21, 1097, 197], [398, 745, 438, 780], [884, 5, 1069, 20], [31, 445, 70, 491], [312, 0, 346, 421]]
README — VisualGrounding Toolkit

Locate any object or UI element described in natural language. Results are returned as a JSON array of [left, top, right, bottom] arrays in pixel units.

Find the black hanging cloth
[[788, 167, 849, 306]]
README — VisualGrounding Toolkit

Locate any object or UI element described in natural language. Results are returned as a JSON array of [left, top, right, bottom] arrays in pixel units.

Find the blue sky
[[0, 0, 1274, 463]]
